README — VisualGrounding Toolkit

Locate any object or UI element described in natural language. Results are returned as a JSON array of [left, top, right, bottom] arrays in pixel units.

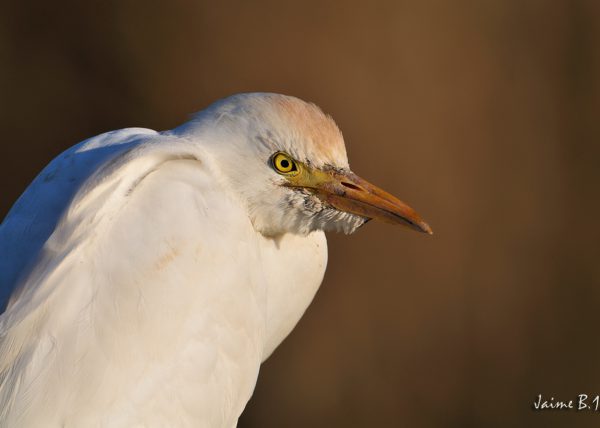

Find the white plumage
[[0, 93, 430, 427]]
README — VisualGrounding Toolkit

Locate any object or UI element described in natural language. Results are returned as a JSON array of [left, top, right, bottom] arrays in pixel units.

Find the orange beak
[[288, 168, 432, 234]]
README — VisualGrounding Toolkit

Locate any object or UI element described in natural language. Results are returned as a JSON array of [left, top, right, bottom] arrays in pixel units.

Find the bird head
[[174, 93, 432, 237]]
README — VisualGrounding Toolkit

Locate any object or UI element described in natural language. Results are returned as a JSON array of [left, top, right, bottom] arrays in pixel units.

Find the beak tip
[[419, 221, 433, 235]]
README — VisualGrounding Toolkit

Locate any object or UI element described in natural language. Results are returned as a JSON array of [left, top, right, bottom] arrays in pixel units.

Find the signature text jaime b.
[[533, 394, 600, 411]]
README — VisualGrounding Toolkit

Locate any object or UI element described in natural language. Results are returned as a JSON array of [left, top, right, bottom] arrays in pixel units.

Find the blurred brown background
[[1, 0, 600, 427]]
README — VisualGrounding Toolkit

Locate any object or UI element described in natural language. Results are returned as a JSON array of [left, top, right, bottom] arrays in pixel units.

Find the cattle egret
[[0, 93, 431, 427]]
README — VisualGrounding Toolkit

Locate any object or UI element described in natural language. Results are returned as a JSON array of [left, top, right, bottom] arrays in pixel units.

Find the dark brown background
[[1, 1, 599, 427]]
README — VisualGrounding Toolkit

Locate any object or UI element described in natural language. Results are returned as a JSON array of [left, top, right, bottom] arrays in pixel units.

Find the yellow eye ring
[[271, 152, 298, 175]]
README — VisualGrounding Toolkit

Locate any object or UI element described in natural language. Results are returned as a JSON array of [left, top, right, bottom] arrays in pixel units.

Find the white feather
[[0, 93, 357, 427]]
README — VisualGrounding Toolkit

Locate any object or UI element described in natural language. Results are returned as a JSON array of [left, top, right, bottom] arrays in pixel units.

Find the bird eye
[[271, 152, 298, 175]]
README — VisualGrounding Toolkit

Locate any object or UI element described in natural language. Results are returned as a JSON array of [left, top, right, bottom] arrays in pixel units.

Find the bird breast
[[259, 230, 328, 360]]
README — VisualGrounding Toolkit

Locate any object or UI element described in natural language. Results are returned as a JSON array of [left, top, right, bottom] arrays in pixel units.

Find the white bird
[[0, 93, 431, 427]]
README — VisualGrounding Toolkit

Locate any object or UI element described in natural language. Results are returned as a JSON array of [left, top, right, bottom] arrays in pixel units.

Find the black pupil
[[280, 159, 290, 169]]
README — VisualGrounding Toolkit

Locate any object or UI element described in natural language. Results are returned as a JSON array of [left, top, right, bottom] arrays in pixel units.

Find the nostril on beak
[[340, 181, 362, 191]]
